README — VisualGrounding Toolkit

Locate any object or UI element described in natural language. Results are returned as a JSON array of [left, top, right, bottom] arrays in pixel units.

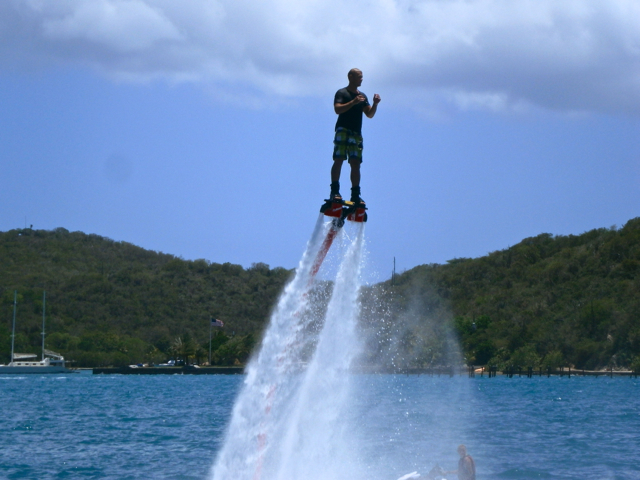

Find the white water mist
[[211, 216, 365, 480]]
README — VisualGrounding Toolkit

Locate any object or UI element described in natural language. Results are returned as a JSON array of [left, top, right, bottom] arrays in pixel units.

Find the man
[[330, 68, 381, 204], [446, 445, 476, 480]]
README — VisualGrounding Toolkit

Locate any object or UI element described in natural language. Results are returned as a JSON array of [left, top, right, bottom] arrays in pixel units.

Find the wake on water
[[211, 214, 366, 480]]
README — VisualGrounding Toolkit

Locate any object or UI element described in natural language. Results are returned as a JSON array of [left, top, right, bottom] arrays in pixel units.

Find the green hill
[[0, 227, 292, 367], [362, 217, 640, 371], [3, 219, 640, 370]]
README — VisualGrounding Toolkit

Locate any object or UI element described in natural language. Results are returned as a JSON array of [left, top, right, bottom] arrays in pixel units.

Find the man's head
[[457, 445, 467, 457], [348, 68, 363, 87]]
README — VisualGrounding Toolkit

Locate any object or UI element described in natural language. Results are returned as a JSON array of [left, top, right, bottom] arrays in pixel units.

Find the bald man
[[330, 68, 381, 205]]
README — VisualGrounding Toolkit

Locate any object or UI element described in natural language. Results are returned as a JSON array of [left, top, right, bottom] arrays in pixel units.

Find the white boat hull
[[0, 361, 74, 374]]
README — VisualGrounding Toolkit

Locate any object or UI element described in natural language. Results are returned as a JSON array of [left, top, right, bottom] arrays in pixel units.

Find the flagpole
[[41, 290, 46, 361], [10, 291, 17, 364], [209, 318, 212, 366]]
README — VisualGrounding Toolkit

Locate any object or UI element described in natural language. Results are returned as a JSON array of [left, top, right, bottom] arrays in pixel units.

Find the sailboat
[[0, 291, 74, 374]]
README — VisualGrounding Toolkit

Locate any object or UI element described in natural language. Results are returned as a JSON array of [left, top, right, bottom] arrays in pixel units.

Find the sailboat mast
[[10, 291, 16, 364], [41, 291, 46, 361]]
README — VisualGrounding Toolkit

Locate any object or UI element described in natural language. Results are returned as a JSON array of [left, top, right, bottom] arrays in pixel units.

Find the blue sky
[[1, 0, 639, 282]]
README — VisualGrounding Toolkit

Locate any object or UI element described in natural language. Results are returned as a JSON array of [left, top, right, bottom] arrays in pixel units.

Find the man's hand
[[334, 94, 366, 114], [354, 94, 367, 105], [372, 93, 381, 105]]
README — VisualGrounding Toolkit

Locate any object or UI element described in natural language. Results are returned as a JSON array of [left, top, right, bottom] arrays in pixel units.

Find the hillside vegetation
[[364, 217, 640, 371], [2, 219, 640, 370], [0, 227, 291, 367]]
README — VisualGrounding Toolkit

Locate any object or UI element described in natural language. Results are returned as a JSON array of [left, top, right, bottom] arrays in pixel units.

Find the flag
[[211, 318, 224, 327]]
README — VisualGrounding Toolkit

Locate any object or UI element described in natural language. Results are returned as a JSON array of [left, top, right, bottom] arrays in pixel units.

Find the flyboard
[[310, 198, 367, 278]]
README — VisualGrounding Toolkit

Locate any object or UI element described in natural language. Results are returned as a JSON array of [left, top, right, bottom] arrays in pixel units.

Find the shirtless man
[[330, 68, 381, 204], [446, 445, 476, 480]]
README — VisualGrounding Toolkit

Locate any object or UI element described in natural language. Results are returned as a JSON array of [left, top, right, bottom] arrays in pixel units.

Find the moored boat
[[0, 291, 74, 374]]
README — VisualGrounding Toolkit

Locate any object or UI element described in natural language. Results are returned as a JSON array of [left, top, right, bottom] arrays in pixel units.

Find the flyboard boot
[[350, 186, 365, 206], [329, 181, 342, 201]]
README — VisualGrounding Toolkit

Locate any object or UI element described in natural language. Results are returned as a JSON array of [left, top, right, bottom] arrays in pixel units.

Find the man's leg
[[330, 159, 344, 199], [348, 158, 364, 204], [331, 159, 344, 182], [348, 158, 361, 187]]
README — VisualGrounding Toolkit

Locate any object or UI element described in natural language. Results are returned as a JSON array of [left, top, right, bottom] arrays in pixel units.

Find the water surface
[[1, 374, 638, 479]]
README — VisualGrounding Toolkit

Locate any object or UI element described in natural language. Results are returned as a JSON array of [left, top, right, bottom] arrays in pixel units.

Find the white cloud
[[1, 0, 640, 114], [41, 1, 182, 52]]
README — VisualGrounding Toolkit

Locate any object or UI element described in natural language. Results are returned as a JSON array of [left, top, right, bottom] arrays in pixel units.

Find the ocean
[[1, 373, 638, 480]]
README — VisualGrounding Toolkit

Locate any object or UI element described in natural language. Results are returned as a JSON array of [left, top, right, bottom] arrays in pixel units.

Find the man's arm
[[363, 93, 381, 118], [335, 95, 366, 114]]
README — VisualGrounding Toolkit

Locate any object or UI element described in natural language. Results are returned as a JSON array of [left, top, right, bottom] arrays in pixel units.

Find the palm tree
[[175, 333, 196, 366], [195, 345, 207, 365]]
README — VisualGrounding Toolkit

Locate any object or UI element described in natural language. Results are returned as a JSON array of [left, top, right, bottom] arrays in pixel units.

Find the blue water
[[1, 373, 638, 480]]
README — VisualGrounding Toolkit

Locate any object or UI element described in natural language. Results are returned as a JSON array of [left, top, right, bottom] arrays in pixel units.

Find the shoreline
[[89, 365, 638, 377]]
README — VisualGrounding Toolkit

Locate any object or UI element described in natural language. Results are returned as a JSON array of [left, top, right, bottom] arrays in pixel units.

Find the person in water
[[330, 68, 381, 204], [446, 444, 476, 480]]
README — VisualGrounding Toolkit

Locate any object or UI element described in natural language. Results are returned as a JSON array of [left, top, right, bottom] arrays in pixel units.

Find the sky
[[1, 0, 639, 283]]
